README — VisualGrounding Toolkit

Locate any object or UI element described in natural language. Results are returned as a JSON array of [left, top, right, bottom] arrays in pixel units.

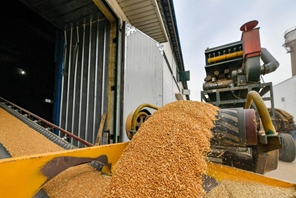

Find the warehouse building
[[0, 0, 190, 145]]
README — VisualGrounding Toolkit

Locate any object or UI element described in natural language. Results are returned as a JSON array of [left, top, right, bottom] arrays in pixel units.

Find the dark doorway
[[0, 1, 57, 121]]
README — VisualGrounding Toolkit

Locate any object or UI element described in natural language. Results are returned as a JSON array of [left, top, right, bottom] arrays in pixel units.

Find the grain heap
[[206, 180, 296, 198], [44, 164, 111, 198], [104, 100, 219, 197]]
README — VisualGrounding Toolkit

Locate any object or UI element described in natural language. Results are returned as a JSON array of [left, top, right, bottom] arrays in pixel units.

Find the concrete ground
[[264, 160, 296, 183]]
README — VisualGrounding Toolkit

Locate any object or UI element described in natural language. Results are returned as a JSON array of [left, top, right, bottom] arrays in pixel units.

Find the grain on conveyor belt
[[44, 164, 111, 198], [0, 108, 63, 156], [104, 100, 219, 198], [0, 108, 112, 198], [206, 180, 296, 198]]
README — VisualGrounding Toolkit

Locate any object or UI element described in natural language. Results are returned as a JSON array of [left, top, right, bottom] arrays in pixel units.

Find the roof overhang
[[116, 0, 168, 43]]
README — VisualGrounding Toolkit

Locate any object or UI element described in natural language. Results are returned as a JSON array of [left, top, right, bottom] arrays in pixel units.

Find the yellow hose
[[245, 91, 276, 135], [208, 51, 243, 64]]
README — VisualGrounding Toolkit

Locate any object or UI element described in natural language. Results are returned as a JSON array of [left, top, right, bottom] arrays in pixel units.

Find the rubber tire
[[289, 131, 296, 155], [279, 133, 296, 162], [289, 130, 296, 140]]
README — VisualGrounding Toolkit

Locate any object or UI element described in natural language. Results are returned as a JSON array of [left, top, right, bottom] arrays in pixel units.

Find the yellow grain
[[206, 180, 296, 198], [103, 100, 219, 198], [0, 108, 63, 156]]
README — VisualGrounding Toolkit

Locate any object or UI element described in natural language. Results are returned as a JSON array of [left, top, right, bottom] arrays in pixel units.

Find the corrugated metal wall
[[59, 19, 110, 147]]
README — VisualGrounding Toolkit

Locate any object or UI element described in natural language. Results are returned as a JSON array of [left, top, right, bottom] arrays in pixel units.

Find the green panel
[[179, 70, 190, 82]]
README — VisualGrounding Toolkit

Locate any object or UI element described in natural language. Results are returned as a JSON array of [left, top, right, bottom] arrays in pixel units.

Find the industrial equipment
[[125, 103, 158, 139], [125, 21, 295, 174], [201, 20, 278, 108], [200, 20, 295, 170], [125, 91, 281, 174]]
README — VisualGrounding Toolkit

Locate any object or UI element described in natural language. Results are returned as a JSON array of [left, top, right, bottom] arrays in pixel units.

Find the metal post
[[59, 30, 68, 136], [78, 23, 86, 147], [85, 18, 92, 142], [101, 25, 107, 116], [65, 24, 73, 132], [99, 24, 107, 143], [93, 20, 100, 143], [70, 26, 80, 144]]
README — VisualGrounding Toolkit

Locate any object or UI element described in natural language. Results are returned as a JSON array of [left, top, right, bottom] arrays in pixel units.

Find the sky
[[173, 0, 296, 101]]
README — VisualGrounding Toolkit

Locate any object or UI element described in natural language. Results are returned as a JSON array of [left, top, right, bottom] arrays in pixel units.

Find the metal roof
[[116, 0, 168, 43]]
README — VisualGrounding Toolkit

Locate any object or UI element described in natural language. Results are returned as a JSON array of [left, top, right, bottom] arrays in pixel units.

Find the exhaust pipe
[[260, 48, 279, 75]]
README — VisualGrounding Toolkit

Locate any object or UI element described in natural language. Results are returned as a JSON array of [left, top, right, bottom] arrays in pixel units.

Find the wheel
[[289, 131, 296, 155], [278, 133, 296, 162], [289, 130, 296, 140], [211, 108, 257, 146], [125, 109, 151, 140]]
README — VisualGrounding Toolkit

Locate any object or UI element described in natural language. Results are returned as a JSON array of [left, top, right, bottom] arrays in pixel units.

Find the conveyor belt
[[0, 98, 105, 197], [0, 104, 65, 198], [0, 97, 91, 149], [0, 103, 76, 150], [0, 98, 103, 168]]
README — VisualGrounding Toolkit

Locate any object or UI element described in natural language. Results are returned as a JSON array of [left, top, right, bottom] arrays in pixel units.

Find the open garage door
[[59, 19, 110, 147], [20, 0, 111, 147], [1, 0, 112, 147]]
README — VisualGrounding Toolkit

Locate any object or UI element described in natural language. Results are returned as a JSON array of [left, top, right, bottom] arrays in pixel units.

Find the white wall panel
[[122, 28, 163, 141], [163, 43, 176, 76], [273, 76, 296, 119], [162, 62, 183, 103], [162, 43, 184, 103], [163, 62, 174, 104]]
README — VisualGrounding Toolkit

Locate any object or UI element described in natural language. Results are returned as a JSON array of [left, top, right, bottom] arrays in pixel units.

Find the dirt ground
[[264, 160, 296, 183]]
